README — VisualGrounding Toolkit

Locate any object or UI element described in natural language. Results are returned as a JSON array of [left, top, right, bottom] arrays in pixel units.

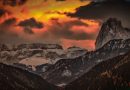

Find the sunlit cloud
[[0, 0, 101, 50]]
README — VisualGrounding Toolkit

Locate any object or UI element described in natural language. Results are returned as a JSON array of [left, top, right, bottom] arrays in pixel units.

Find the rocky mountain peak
[[105, 18, 122, 29], [95, 18, 130, 49]]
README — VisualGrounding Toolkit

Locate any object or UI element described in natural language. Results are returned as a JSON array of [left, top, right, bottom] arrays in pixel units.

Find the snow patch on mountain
[[62, 69, 72, 77], [19, 57, 50, 66], [57, 83, 66, 87]]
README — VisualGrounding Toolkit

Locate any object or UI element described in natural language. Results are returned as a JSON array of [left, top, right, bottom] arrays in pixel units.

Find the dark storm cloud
[[18, 18, 43, 28], [0, 9, 11, 17], [68, 0, 130, 27], [2, 0, 27, 6], [18, 18, 43, 34], [0, 18, 24, 44], [1, 18, 16, 26], [0, 9, 6, 17], [43, 19, 96, 40], [0, 18, 17, 33]]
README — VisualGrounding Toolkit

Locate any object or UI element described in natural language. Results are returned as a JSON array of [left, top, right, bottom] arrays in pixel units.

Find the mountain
[[65, 51, 130, 90], [0, 43, 87, 74], [1, 40, 130, 90], [0, 43, 64, 64], [17, 46, 87, 74], [96, 18, 130, 49], [17, 43, 63, 50], [0, 63, 58, 90], [42, 39, 130, 86]]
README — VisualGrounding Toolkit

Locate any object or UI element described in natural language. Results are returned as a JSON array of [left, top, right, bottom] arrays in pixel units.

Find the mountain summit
[[96, 18, 130, 49]]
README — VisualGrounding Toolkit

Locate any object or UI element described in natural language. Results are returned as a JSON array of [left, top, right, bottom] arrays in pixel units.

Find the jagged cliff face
[[96, 18, 130, 49], [65, 51, 130, 90], [42, 39, 130, 86]]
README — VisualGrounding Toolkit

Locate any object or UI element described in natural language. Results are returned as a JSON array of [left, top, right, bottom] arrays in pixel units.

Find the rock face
[[42, 39, 130, 86], [0, 63, 57, 90], [96, 18, 130, 49], [65, 51, 130, 90]]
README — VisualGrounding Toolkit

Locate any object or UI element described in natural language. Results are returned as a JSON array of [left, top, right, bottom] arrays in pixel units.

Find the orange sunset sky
[[0, 0, 100, 50]]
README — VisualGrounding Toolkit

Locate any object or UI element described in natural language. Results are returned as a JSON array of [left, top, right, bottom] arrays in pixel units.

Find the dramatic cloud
[[1, 18, 16, 26], [18, 18, 43, 28], [18, 18, 43, 34], [0, 18, 17, 36], [0, 17, 43, 44], [1, 0, 27, 7], [0, 18, 24, 44], [68, 0, 130, 27], [0, 9, 6, 17], [0, 16, 99, 49], [42, 19, 98, 41], [0, 0, 99, 49], [0, 9, 11, 17]]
